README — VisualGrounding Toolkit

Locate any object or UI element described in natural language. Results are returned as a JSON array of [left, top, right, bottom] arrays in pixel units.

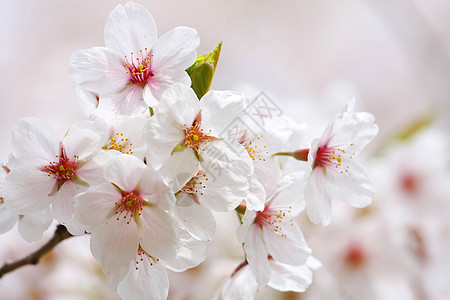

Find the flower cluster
[[0, 2, 378, 299]]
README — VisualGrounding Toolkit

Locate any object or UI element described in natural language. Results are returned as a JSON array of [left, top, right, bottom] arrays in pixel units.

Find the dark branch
[[0, 224, 74, 279]]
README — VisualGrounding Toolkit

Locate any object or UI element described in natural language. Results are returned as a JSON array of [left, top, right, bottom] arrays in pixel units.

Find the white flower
[[69, 2, 199, 115], [74, 154, 179, 271], [2, 118, 102, 235], [305, 99, 379, 226], [237, 172, 311, 286], [105, 229, 206, 300], [230, 110, 293, 211], [145, 83, 253, 203]]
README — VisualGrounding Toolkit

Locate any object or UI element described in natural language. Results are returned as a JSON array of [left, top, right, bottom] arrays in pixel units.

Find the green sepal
[[186, 42, 222, 99]]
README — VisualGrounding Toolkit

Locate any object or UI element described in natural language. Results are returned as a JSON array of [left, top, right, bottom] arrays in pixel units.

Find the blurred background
[[0, 0, 449, 299]]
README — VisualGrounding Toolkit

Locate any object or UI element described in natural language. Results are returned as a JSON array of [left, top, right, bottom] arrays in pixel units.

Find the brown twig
[[0, 224, 74, 279]]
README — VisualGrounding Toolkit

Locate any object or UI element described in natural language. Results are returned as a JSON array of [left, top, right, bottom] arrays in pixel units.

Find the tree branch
[[0, 224, 74, 279]]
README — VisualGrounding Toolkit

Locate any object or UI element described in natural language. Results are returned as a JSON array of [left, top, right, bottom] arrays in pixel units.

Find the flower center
[[105, 132, 134, 155], [178, 170, 208, 204], [183, 121, 213, 151], [114, 190, 144, 224], [240, 133, 268, 161], [313, 144, 355, 174], [125, 49, 154, 85], [44, 147, 78, 181], [256, 205, 293, 237]]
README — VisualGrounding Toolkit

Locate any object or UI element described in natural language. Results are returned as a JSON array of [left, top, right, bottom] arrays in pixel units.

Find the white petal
[[75, 159, 105, 187], [263, 222, 311, 266], [62, 122, 101, 161], [304, 168, 332, 226], [0, 205, 17, 235], [267, 172, 305, 216], [215, 263, 258, 300], [245, 178, 266, 212], [138, 166, 173, 210], [173, 200, 215, 241], [151, 27, 199, 74], [51, 181, 87, 235], [116, 254, 168, 300], [3, 167, 55, 214], [244, 224, 271, 286], [74, 183, 118, 226], [252, 156, 282, 197], [201, 140, 253, 182], [69, 47, 128, 94], [74, 85, 99, 119], [11, 117, 59, 166], [237, 209, 257, 243], [325, 159, 374, 208], [160, 155, 200, 192], [104, 155, 146, 192], [91, 218, 139, 270], [18, 208, 53, 242], [138, 206, 179, 261], [200, 181, 246, 212], [200, 90, 247, 138], [144, 111, 186, 170], [156, 82, 200, 121], [161, 231, 206, 272], [198, 166, 249, 212], [104, 3, 158, 56], [268, 260, 312, 292]]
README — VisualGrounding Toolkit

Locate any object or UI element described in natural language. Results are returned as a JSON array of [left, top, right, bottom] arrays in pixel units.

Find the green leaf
[[186, 42, 222, 99]]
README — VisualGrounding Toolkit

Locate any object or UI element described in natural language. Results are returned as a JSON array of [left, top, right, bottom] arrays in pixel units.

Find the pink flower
[[2, 118, 102, 234], [237, 172, 311, 286], [69, 2, 199, 116], [305, 100, 379, 226], [74, 154, 179, 271]]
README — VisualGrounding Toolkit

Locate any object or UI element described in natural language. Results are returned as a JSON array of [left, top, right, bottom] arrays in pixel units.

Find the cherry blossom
[[74, 154, 179, 271], [145, 83, 253, 205], [2, 118, 103, 235], [69, 2, 199, 115], [105, 229, 206, 300], [237, 172, 311, 286], [304, 100, 379, 226]]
